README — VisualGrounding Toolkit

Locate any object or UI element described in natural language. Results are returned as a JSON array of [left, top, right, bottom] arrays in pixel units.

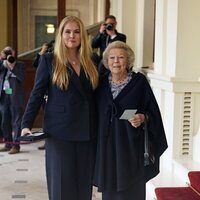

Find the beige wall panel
[[30, 0, 57, 9], [0, 0, 8, 50], [18, 0, 97, 51]]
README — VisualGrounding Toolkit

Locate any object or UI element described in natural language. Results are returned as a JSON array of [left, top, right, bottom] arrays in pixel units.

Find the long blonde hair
[[52, 16, 99, 90]]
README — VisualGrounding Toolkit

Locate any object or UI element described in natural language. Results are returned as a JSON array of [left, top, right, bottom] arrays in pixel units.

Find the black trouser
[[0, 94, 23, 149], [0, 114, 3, 138], [46, 138, 96, 200]]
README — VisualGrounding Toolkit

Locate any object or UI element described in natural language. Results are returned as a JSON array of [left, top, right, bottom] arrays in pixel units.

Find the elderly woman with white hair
[[93, 41, 168, 200]]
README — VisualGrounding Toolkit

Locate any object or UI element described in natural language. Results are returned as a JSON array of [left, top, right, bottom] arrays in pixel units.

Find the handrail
[[87, 21, 102, 36], [18, 47, 41, 60]]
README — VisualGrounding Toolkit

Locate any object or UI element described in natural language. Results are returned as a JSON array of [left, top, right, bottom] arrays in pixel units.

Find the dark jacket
[[0, 60, 25, 107], [92, 30, 126, 59], [32, 53, 41, 68], [21, 53, 97, 141], [93, 72, 168, 192]]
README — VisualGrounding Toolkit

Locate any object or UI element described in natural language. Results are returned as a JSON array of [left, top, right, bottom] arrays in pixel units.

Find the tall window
[[35, 16, 57, 47]]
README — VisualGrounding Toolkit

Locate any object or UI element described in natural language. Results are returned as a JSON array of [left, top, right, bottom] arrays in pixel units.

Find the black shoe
[[38, 144, 45, 150]]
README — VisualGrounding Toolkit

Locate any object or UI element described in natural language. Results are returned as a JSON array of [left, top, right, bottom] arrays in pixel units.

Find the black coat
[[21, 53, 97, 141], [93, 72, 168, 192]]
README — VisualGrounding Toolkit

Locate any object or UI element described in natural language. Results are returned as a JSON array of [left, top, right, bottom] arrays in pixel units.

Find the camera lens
[[106, 24, 113, 31], [7, 56, 15, 63], [3, 49, 15, 63]]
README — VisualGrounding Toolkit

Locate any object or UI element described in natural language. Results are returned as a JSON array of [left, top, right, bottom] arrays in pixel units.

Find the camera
[[47, 43, 53, 52], [106, 23, 114, 31], [47, 40, 55, 53], [3, 49, 15, 63]]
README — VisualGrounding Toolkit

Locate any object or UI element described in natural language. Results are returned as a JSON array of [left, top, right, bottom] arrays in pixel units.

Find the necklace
[[112, 76, 128, 85], [69, 59, 80, 66], [72, 61, 76, 65]]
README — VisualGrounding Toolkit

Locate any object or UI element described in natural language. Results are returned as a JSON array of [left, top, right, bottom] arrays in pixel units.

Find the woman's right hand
[[128, 113, 145, 128], [21, 128, 32, 136]]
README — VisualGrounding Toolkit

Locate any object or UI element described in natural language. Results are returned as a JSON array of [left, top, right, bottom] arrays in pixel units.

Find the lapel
[[68, 64, 86, 98], [0, 65, 8, 96], [106, 35, 111, 46], [2, 66, 8, 80]]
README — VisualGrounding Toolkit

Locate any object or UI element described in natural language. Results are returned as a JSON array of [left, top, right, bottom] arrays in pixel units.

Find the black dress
[[93, 72, 168, 200]]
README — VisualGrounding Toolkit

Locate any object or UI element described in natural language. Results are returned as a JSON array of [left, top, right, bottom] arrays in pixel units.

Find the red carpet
[[155, 171, 200, 200]]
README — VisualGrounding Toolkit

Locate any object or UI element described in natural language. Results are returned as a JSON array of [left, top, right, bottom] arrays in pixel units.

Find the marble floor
[[0, 139, 163, 200], [0, 141, 101, 200]]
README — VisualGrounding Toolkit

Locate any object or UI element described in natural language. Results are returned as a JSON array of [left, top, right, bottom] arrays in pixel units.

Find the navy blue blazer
[[21, 53, 97, 141], [0, 60, 25, 107]]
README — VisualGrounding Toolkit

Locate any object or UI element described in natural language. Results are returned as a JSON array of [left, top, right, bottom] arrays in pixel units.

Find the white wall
[[176, 0, 200, 79], [109, 0, 136, 53]]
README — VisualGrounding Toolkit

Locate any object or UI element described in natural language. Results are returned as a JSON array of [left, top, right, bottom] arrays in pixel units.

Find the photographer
[[92, 15, 126, 75], [0, 46, 25, 154], [0, 57, 3, 141], [33, 40, 54, 68]]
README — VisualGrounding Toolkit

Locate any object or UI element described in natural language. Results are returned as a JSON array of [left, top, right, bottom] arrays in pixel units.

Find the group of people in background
[[0, 15, 167, 200]]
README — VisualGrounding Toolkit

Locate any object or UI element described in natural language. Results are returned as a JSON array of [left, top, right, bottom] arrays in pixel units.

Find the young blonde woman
[[21, 16, 99, 200]]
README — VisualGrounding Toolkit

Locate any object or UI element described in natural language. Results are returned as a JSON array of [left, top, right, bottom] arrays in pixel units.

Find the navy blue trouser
[[0, 94, 23, 149], [45, 138, 96, 200]]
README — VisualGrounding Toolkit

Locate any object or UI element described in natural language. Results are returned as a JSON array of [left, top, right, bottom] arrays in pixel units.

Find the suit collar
[[68, 64, 87, 98]]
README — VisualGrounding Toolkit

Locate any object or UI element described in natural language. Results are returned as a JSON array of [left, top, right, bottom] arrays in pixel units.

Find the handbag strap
[[144, 115, 150, 166]]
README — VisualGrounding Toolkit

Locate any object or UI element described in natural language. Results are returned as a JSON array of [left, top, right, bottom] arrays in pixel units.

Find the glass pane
[[18, 0, 57, 54], [35, 16, 57, 47], [17, 0, 99, 54]]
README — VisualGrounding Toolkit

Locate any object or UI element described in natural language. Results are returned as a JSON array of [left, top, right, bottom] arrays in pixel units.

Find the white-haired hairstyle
[[102, 41, 135, 70]]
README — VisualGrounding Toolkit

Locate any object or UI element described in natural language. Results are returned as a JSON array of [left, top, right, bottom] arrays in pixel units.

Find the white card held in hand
[[119, 109, 137, 120]]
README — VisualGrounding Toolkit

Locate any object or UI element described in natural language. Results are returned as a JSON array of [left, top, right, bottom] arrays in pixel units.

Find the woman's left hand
[[128, 113, 145, 128]]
